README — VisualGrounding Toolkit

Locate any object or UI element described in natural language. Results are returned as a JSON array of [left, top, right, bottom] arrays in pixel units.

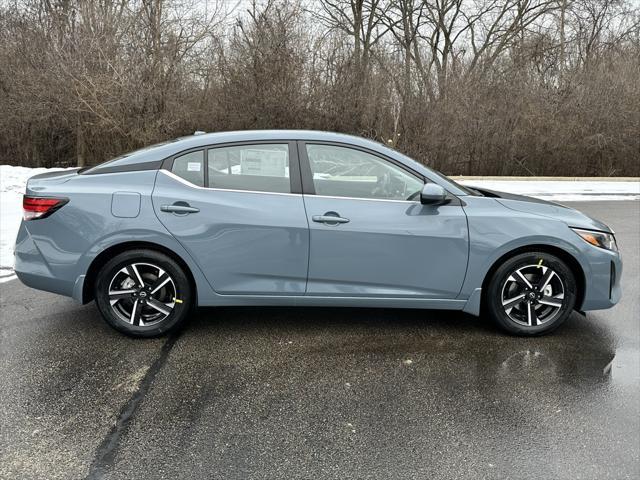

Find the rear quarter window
[[171, 151, 204, 187]]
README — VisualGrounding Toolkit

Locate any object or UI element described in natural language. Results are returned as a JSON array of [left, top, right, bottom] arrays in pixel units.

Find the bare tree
[[0, 0, 638, 175]]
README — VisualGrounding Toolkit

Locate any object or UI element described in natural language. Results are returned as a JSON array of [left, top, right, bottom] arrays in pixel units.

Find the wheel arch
[[82, 241, 198, 304], [480, 244, 586, 312]]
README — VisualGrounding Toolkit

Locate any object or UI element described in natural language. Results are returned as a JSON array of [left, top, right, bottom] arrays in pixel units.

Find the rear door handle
[[312, 212, 350, 225], [161, 203, 200, 214]]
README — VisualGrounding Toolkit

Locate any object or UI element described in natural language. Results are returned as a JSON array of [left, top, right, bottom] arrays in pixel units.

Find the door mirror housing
[[420, 184, 448, 205]]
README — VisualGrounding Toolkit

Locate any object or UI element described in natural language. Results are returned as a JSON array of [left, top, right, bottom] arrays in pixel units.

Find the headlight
[[571, 228, 618, 252]]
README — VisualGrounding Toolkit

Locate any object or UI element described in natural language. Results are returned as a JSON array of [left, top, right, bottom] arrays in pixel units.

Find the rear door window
[[208, 144, 290, 194]]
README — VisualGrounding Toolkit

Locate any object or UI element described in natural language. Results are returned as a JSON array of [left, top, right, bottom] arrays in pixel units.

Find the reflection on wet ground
[[605, 347, 640, 386], [96, 306, 637, 479]]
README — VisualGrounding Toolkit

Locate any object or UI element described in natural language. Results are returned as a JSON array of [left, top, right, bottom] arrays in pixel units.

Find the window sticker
[[240, 149, 288, 177], [187, 162, 201, 172]]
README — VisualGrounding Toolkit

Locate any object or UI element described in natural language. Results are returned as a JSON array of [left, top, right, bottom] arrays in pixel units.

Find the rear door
[[299, 142, 469, 298], [152, 142, 309, 295]]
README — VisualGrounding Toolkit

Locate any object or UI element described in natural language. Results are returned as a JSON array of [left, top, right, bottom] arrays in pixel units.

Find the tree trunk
[[76, 121, 86, 167], [559, 0, 566, 86]]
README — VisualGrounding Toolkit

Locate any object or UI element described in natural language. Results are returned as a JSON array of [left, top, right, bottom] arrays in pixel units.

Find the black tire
[[94, 249, 193, 338], [485, 252, 577, 336]]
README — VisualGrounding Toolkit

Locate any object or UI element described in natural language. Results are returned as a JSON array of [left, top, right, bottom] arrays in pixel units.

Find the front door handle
[[161, 203, 200, 214], [312, 212, 350, 225]]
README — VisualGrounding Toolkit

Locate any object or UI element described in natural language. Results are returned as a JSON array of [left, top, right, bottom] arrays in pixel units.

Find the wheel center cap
[[139, 291, 147, 298], [528, 292, 536, 299]]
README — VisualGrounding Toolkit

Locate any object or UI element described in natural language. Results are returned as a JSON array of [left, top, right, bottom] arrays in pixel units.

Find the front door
[[300, 142, 469, 298], [153, 142, 309, 295]]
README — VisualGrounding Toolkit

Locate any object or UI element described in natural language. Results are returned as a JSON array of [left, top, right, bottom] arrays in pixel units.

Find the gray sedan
[[14, 130, 622, 337]]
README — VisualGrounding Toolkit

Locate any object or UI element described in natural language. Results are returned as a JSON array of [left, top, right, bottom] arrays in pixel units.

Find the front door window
[[305, 144, 423, 201]]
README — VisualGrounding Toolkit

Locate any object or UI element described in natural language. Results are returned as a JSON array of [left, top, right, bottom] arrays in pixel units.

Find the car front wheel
[[94, 249, 193, 338], [486, 252, 577, 336]]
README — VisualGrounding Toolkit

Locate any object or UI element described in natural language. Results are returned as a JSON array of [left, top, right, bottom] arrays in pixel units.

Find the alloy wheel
[[501, 264, 565, 327], [107, 262, 177, 326]]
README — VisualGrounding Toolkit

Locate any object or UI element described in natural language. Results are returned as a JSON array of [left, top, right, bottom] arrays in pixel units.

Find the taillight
[[23, 196, 68, 221]]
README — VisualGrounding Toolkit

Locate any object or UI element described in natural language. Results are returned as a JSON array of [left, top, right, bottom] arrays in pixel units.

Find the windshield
[[426, 168, 483, 196], [379, 141, 482, 196]]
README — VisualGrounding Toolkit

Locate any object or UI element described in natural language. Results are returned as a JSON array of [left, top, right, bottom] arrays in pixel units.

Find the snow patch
[[458, 179, 640, 201]]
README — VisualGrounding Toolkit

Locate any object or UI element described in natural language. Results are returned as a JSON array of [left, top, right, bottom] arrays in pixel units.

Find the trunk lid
[[26, 168, 79, 194]]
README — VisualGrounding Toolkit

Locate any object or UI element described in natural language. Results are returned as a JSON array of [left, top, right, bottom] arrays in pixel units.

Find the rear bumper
[[15, 270, 74, 297], [14, 223, 74, 298]]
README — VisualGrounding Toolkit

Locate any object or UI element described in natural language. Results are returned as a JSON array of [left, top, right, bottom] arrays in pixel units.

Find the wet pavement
[[1, 201, 638, 480]]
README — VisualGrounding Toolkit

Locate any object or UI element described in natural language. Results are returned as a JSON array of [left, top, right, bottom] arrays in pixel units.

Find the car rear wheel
[[486, 252, 577, 336], [95, 249, 192, 338]]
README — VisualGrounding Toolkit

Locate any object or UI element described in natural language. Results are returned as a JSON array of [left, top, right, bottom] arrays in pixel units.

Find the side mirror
[[420, 183, 448, 205]]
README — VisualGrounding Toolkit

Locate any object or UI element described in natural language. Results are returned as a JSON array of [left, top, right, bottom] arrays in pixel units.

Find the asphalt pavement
[[1, 201, 638, 480]]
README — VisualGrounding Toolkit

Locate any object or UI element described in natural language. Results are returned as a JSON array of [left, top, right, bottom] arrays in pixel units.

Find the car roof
[[102, 130, 393, 167], [186, 129, 381, 146]]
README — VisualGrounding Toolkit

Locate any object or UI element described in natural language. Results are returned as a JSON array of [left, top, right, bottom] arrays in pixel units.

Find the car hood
[[470, 187, 613, 233]]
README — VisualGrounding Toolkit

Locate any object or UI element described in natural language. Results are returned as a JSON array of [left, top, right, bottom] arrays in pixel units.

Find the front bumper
[[580, 247, 622, 311]]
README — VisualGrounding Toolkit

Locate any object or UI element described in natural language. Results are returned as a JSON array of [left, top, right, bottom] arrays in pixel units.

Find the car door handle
[[161, 203, 200, 214], [312, 213, 350, 225]]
